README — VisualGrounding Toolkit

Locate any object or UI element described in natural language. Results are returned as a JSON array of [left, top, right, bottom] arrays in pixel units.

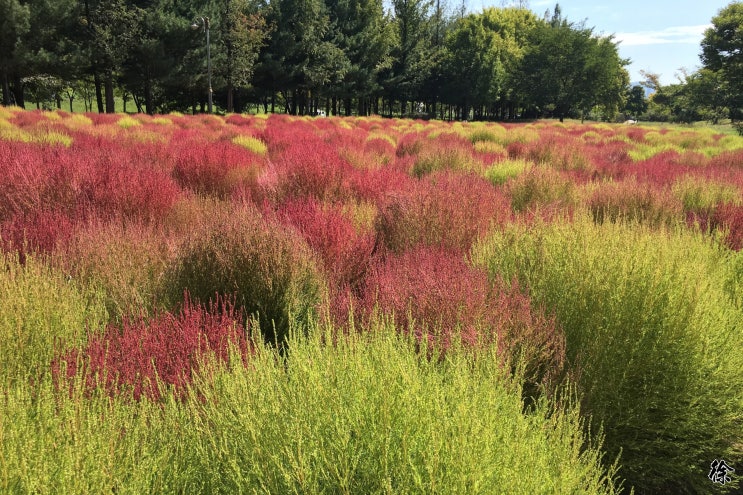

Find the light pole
[[191, 16, 213, 113]]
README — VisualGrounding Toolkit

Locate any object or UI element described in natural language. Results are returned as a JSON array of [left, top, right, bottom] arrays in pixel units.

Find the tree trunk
[[144, 78, 154, 115], [11, 76, 25, 108], [104, 75, 115, 113], [226, 82, 234, 113], [94, 72, 104, 113], [133, 93, 143, 114], [2, 72, 11, 106]]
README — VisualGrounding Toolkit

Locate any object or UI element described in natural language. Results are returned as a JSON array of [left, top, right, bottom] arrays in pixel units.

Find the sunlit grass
[[117, 115, 141, 128], [484, 158, 532, 185], [232, 134, 268, 155]]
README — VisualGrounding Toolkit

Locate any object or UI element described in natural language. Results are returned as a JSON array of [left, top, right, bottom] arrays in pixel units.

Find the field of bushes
[[1, 106, 742, 494]]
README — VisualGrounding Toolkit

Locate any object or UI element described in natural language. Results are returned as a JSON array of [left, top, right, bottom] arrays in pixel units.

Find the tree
[[701, 1, 743, 133], [382, 0, 436, 115], [256, 0, 346, 115], [480, 6, 540, 119], [0, 0, 30, 105], [516, 4, 628, 122], [81, 0, 140, 112], [624, 84, 648, 118], [118, 5, 188, 114], [442, 12, 504, 119], [685, 68, 728, 124], [218, 0, 267, 113], [326, 0, 392, 115]]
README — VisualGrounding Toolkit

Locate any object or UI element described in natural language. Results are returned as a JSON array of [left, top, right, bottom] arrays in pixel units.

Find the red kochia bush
[[276, 198, 376, 290], [712, 203, 743, 251], [376, 172, 511, 253], [1, 209, 76, 262], [53, 296, 249, 401], [169, 134, 261, 198], [272, 138, 354, 203], [355, 246, 565, 391]]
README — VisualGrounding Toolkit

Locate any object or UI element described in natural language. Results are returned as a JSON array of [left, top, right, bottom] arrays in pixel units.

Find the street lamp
[[191, 16, 213, 113]]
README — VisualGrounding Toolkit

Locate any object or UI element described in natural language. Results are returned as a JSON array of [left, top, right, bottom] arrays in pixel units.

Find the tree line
[[0, 0, 741, 127]]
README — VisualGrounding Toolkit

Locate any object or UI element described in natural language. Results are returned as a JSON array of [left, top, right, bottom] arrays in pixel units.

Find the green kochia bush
[[1, 323, 621, 494], [0, 252, 108, 385], [163, 206, 324, 346], [472, 216, 743, 494]]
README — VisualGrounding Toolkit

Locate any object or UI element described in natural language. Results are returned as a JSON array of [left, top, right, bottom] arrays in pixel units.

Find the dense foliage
[[1, 108, 743, 492], [0, 0, 631, 120]]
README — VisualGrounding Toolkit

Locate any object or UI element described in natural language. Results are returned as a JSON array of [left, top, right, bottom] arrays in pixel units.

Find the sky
[[476, 0, 735, 86]]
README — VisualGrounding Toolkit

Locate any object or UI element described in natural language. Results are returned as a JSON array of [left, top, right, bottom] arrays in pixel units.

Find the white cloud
[[615, 24, 711, 46]]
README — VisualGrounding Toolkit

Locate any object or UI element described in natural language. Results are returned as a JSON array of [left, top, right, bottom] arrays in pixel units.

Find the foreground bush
[[473, 216, 743, 494], [1, 324, 620, 494], [354, 246, 565, 398], [0, 253, 108, 385], [57, 218, 174, 321], [53, 296, 249, 401], [163, 205, 324, 346]]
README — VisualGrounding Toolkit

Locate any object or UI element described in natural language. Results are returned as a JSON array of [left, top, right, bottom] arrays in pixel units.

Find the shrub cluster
[[473, 216, 743, 494]]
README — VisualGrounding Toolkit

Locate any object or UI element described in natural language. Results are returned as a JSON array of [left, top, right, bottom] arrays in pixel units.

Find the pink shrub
[[711, 204, 743, 251], [523, 133, 592, 172], [0, 141, 81, 220], [169, 135, 261, 198], [7, 109, 49, 128], [53, 295, 249, 401], [622, 126, 649, 143], [587, 141, 632, 179], [506, 141, 528, 159], [353, 246, 565, 389], [1, 209, 76, 262], [276, 198, 376, 290], [272, 137, 354, 203], [376, 172, 511, 253], [629, 151, 690, 186], [709, 149, 743, 170], [0, 137, 181, 224], [395, 133, 426, 158], [85, 162, 181, 221], [347, 166, 415, 205]]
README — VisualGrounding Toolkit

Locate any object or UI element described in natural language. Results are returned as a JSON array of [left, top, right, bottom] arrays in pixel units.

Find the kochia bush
[[163, 205, 325, 346], [356, 246, 565, 396], [473, 217, 743, 494]]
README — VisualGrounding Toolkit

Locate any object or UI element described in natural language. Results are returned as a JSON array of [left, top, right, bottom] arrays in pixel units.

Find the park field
[[1, 107, 742, 494]]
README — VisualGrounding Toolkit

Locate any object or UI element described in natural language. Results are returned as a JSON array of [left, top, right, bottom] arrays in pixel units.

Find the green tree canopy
[[701, 1, 743, 133], [516, 4, 628, 122], [0, 0, 30, 105]]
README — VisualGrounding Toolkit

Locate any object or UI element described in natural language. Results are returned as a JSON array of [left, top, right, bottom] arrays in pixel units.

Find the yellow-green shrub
[[473, 217, 743, 494]]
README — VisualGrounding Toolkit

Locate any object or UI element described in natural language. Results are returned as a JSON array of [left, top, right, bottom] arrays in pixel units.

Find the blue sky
[[475, 0, 734, 85]]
